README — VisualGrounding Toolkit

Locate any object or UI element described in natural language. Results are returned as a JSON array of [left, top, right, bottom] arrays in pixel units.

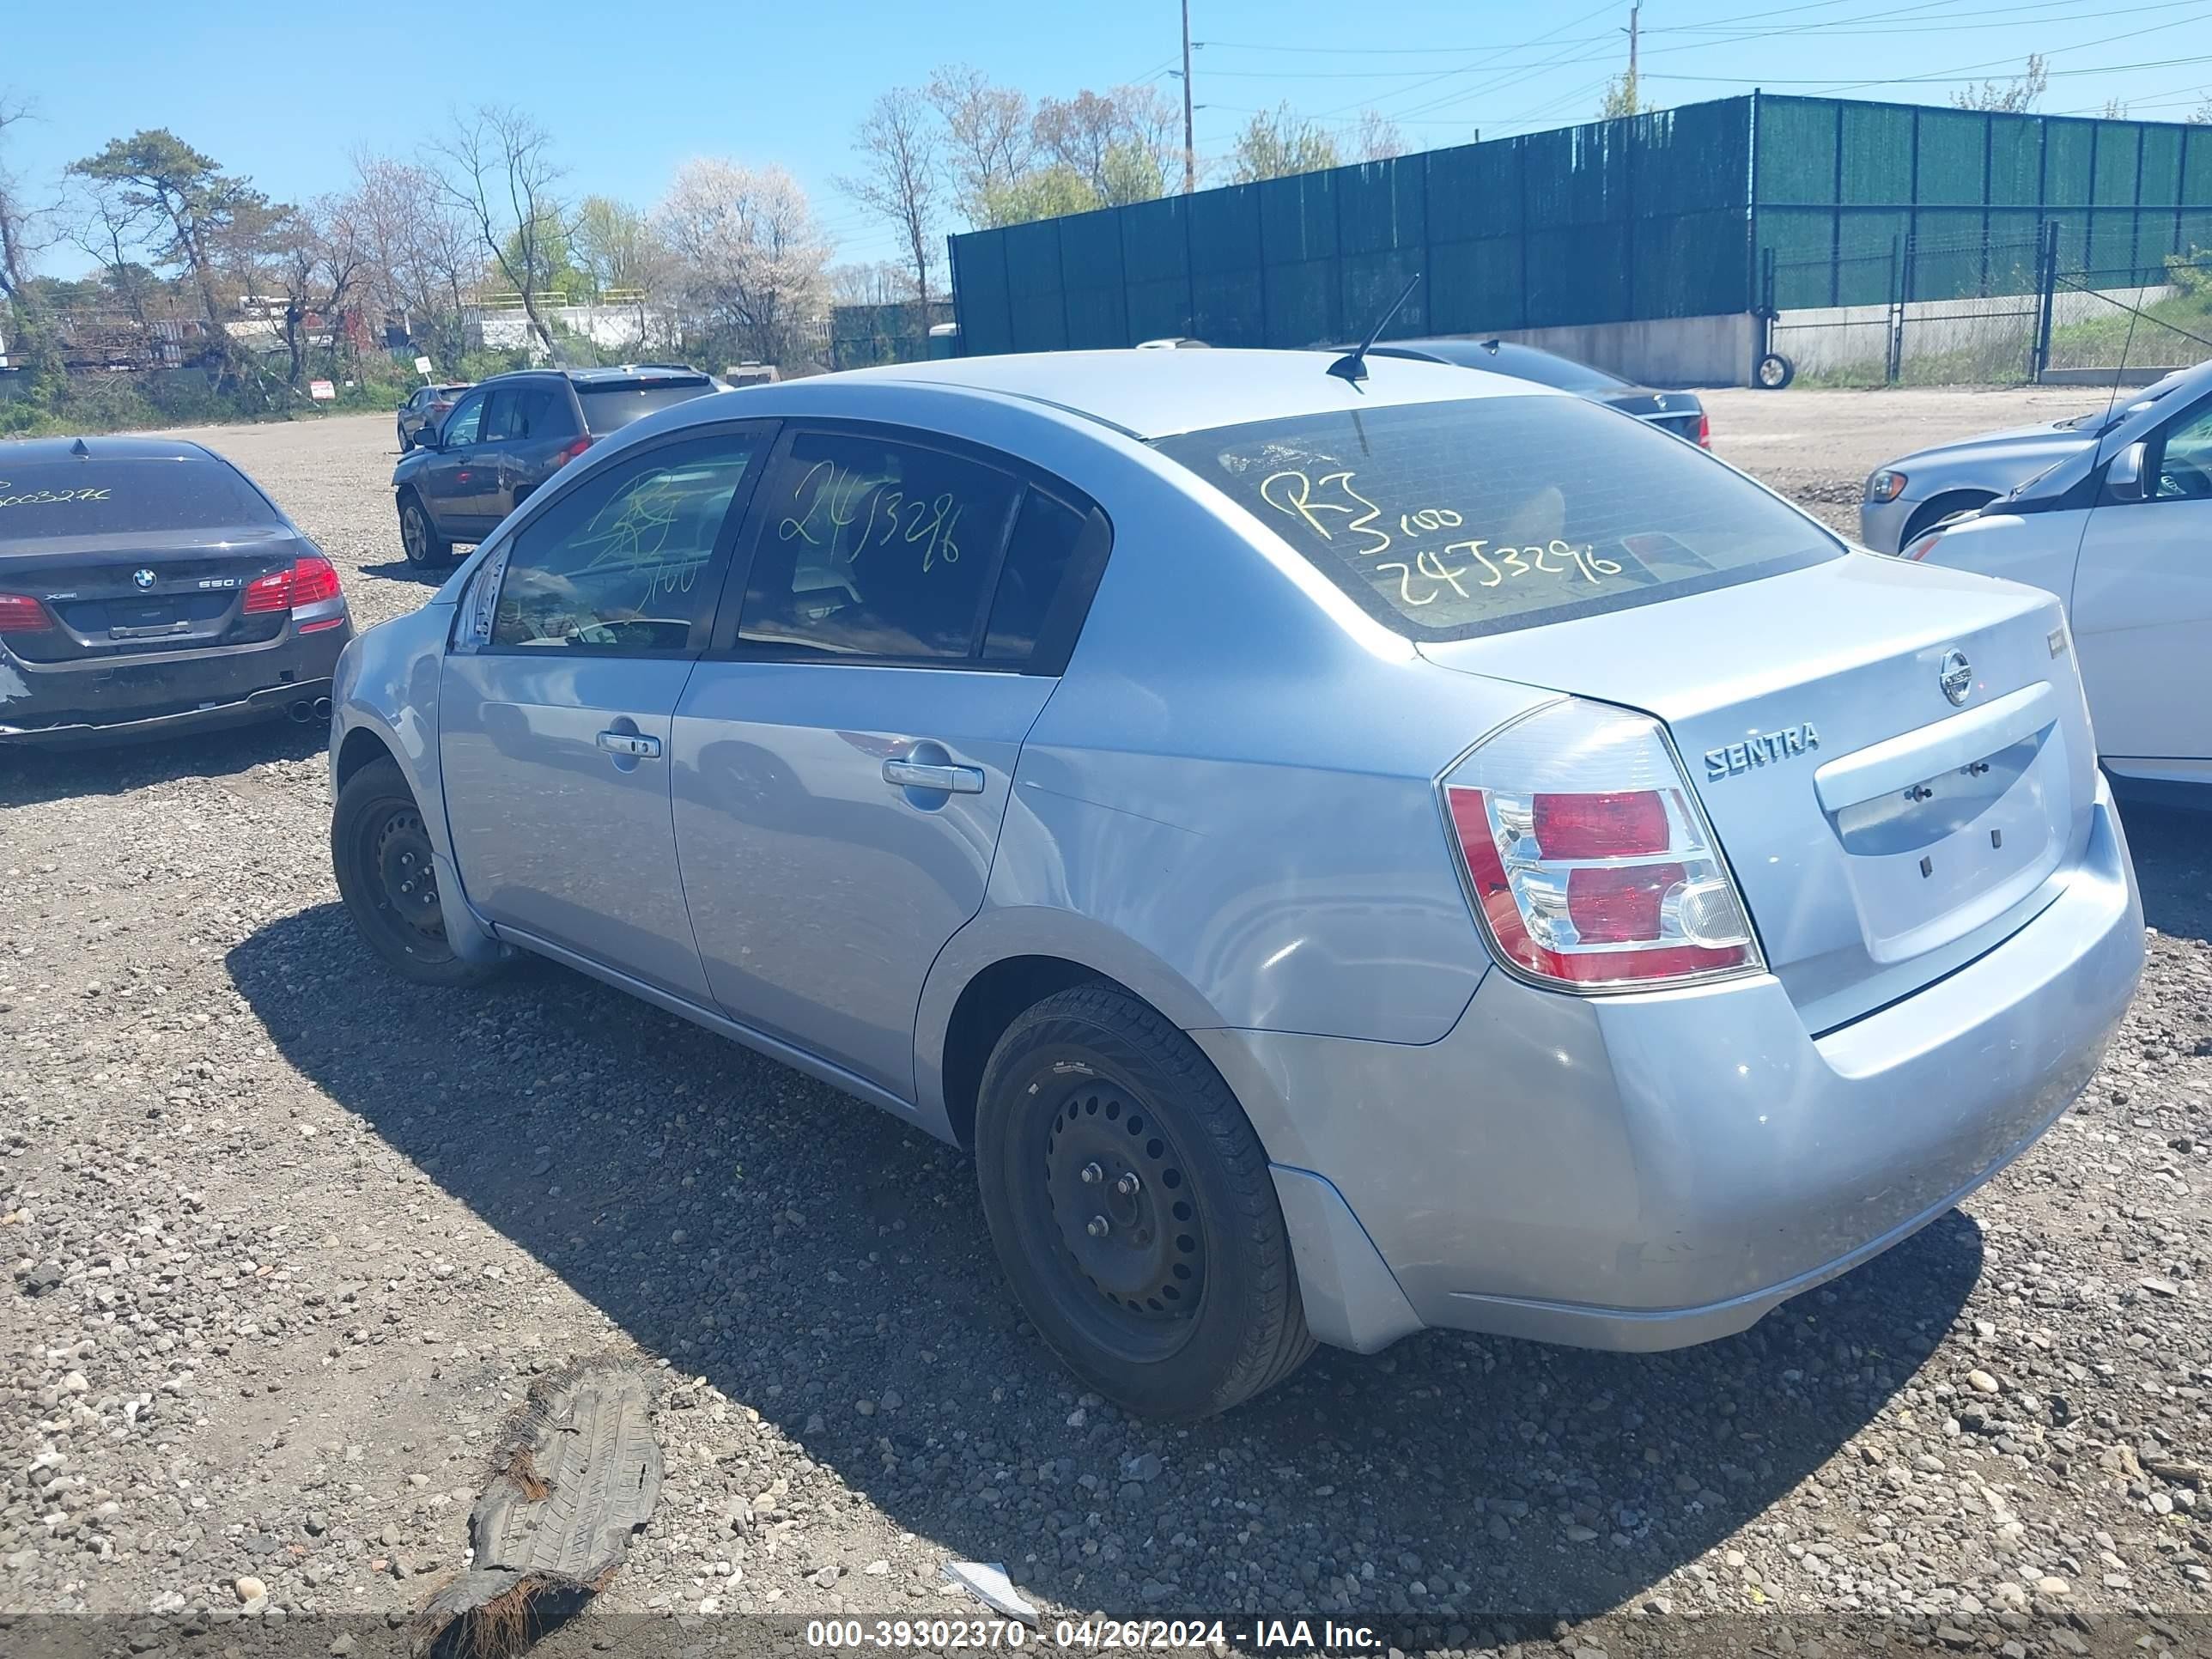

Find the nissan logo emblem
[[1938, 647, 1973, 706]]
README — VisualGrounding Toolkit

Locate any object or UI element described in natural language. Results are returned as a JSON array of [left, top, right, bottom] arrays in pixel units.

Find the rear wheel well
[[334, 726, 398, 794], [940, 956, 1115, 1149]]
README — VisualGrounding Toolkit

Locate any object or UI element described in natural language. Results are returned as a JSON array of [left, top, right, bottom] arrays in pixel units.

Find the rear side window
[[577, 378, 714, 434], [1153, 397, 1838, 640], [984, 489, 1088, 663], [737, 430, 1021, 659], [0, 459, 277, 537], [491, 434, 761, 652]]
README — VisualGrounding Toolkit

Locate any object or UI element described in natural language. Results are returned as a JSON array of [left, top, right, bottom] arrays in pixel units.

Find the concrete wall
[[1440, 313, 1761, 387]]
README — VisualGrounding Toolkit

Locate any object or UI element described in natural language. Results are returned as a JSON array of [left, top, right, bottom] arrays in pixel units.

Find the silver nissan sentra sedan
[[329, 348, 2144, 1419]]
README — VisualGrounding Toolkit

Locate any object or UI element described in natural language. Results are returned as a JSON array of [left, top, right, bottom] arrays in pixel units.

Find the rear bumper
[[1200, 778, 2143, 1354], [0, 623, 349, 746]]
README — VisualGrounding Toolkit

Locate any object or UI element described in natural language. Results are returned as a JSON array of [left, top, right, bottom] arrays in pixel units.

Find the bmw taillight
[[243, 555, 343, 615], [0, 592, 52, 633], [1441, 698, 1760, 990], [1697, 411, 1711, 448]]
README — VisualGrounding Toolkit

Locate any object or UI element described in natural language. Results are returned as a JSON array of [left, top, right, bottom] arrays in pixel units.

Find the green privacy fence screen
[[947, 94, 2212, 355]]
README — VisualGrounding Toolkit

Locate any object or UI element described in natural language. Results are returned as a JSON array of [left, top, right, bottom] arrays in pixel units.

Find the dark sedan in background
[[0, 437, 351, 745], [396, 381, 471, 452], [392, 364, 720, 566], [1366, 337, 1711, 447]]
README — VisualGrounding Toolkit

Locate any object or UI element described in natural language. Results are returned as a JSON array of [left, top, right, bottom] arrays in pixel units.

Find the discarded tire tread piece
[[411, 1354, 662, 1659]]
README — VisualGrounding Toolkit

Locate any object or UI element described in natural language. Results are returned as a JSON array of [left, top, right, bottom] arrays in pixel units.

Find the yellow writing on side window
[[0, 484, 113, 508], [778, 459, 966, 572]]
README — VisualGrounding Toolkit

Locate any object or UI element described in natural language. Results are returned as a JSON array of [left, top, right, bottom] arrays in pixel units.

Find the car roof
[[824, 347, 1551, 441], [0, 435, 220, 464]]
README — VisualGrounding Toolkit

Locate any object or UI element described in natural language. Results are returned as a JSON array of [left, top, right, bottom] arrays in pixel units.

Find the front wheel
[[975, 985, 1313, 1419], [1754, 350, 1796, 390], [398, 491, 451, 568], [331, 756, 498, 988]]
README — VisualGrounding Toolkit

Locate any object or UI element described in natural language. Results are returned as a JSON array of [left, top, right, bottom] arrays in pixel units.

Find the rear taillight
[[243, 555, 343, 615], [559, 435, 593, 465], [1442, 698, 1760, 991], [0, 592, 51, 633], [1696, 411, 1711, 447]]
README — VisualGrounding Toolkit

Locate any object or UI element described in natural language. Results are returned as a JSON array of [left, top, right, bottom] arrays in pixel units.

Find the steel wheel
[[331, 757, 496, 988], [1036, 1079, 1207, 1359], [371, 805, 447, 947]]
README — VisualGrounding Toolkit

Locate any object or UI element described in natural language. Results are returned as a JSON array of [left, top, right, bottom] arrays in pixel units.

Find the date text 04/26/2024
[[803, 1618, 1386, 1651]]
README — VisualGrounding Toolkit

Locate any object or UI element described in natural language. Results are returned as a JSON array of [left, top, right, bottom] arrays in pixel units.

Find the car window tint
[[576, 379, 714, 434], [0, 458, 278, 536], [478, 389, 518, 443], [491, 435, 759, 653], [511, 386, 573, 440], [1154, 397, 1839, 641], [983, 489, 1088, 664], [737, 430, 1020, 660], [442, 392, 485, 447], [2154, 403, 2212, 500]]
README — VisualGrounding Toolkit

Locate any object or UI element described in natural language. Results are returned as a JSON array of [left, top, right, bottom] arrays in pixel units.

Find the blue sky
[[9, 0, 2208, 276]]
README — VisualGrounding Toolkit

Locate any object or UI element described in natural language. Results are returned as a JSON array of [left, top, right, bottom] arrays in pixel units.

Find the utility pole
[[1627, 1, 1640, 112], [1182, 0, 1197, 193]]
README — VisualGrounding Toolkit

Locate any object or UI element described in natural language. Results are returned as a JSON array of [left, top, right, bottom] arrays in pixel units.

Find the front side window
[[1153, 396, 1839, 640], [737, 430, 1021, 659], [442, 391, 486, 447], [479, 388, 520, 442], [490, 434, 760, 652], [2153, 402, 2212, 501]]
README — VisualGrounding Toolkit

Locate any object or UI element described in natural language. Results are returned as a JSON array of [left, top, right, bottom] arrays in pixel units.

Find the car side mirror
[[418, 427, 441, 452], [2106, 441, 2147, 502]]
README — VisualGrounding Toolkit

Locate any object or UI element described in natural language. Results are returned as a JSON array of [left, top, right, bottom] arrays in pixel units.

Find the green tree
[[67, 129, 281, 382], [1099, 142, 1165, 207], [1227, 105, 1340, 185], [1600, 70, 1640, 118], [978, 164, 1099, 228]]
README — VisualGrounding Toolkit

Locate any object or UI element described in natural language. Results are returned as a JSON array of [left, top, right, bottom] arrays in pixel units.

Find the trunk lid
[[1420, 552, 2095, 1031], [0, 526, 303, 663], [1599, 389, 1705, 444]]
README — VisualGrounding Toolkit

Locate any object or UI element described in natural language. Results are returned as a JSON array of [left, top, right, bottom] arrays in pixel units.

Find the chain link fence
[[1763, 228, 2212, 388]]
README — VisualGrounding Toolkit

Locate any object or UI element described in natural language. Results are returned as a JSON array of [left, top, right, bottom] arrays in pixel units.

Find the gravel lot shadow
[[2112, 795, 2212, 946], [357, 558, 456, 587], [228, 902, 1982, 1625], [0, 718, 325, 808]]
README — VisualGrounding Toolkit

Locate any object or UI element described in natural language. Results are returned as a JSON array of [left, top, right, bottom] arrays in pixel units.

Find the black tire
[[975, 985, 1313, 1419], [331, 757, 498, 988], [1754, 350, 1796, 391], [397, 421, 412, 452], [1899, 490, 1995, 547], [398, 490, 451, 568]]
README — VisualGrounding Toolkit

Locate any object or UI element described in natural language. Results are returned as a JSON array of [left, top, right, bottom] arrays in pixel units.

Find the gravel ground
[[3, 393, 2210, 1657]]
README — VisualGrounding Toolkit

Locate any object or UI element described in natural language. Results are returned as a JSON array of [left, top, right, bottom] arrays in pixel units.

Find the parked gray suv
[[391, 365, 718, 567], [331, 349, 2142, 1418]]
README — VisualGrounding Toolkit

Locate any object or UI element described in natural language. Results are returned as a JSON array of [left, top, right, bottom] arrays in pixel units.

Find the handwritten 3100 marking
[[1255, 467, 1623, 606]]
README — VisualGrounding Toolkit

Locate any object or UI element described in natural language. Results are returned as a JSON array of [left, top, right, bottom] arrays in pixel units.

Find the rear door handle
[[597, 730, 662, 758], [883, 758, 984, 794]]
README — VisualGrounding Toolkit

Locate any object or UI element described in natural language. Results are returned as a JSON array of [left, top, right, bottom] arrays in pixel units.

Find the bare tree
[[927, 66, 1036, 227], [1352, 109, 1406, 162], [1950, 55, 2047, 113], [829, 260, 910, 307], [838, 88, 944, 305], [270, 195, 368, 386], [658, 159, 829, 367], [428, 106, 569, 356], [0, 93, 49, 307], [351, 152, 479, 369]]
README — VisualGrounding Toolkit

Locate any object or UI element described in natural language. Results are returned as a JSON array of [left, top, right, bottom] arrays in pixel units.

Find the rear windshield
[[0, 458, 278, 539], [576, 379, 714, 434], [1152, 396, 1838, 640]]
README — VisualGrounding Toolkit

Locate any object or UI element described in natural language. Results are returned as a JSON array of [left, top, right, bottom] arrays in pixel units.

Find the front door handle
[[883, 757, 984, 794], [597, 730, 662, 759]]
